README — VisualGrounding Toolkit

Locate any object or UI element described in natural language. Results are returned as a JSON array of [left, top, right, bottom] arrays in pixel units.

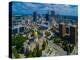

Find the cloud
[[11, 1, 78, 16], [41, 6, 53, 11], [52, 4, 78, 16]]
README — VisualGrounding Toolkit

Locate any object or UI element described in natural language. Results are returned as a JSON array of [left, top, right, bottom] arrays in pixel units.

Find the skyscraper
[[45, 10, 51, 21], [70, 25, 77, 44], [45, 13, 49, 21], [51, 10, 55, 17], [33, 11, 37, 22], [59, 23, 66, 38]]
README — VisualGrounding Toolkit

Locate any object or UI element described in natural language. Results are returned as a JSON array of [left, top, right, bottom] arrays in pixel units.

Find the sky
[[10, 1, 78, 16]]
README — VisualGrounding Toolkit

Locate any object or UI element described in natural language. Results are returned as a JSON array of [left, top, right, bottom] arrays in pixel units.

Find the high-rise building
[[45, 10, 51, 21], [33, 11, 37, 22], [45, 13, 49, 21], [51, 11, 55, 16], [59, 23, 66, 38], [70, 25, 77, 44]]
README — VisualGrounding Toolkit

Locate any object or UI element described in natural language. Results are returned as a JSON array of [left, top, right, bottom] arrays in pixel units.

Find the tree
[[12, 34, 27, 51], [32, 48, 37, 57], [36, 47, 42, 57], [27, 52, 33, 57], [42, 41, 46, 50], [53, 36, 61, 44], [12, 48, 20, 58]]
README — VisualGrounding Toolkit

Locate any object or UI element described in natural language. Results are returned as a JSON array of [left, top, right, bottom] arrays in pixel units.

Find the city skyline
[[9, 1, 78, 58], [10, 1, 78, 16]]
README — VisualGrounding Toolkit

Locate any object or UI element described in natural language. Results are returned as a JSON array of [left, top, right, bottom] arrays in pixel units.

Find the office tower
[[59, 23, 66, 38], [51, 11, 55, 16], [66, 22, 72, 34], [66, 27, 70, 34], [45, 13, 49, 21], [33, 11, 37, 22], [45, 10, 51, 21], [70, 25, 77, 44]]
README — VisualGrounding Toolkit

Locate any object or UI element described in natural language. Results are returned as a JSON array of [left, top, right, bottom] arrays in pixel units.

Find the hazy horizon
[[9, 1, 78, 16]]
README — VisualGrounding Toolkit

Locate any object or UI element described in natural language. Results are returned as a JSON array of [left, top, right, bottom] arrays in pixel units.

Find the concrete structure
[[51, 11, 55, 16], [12, 25, 24, 34], [33, 11, 37, 22], [59, 23, 66, 38], [70, 25, 77, 44], [45, 10, 51, 21]]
